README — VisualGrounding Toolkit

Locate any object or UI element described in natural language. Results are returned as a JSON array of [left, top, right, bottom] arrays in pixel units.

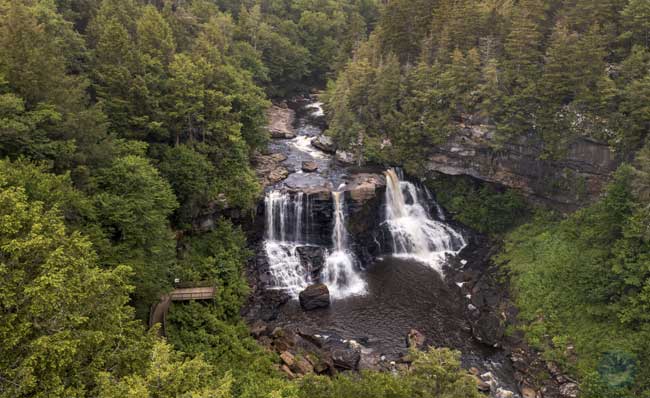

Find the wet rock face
[[427, 125, 621, 209], [296, 246, 326, 281], [344, 173, 387, 262], [303, 189, 334, 245], [299, 284, 330, 310]]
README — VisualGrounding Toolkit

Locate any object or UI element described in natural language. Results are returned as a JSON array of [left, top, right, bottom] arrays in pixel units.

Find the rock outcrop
[[252, 152, 289, 189], [312, 135, 336, 153], [267, 104, 296, 139], [406, 329, 426, 349], [335, 150, 356, 165], [302, 160, 318, 172], [427, 125, 621, 210], [296, 246, 326, 281], [299, 284, 330, 310], [328, 341, 361, 370], [343, 173, 387, 262]]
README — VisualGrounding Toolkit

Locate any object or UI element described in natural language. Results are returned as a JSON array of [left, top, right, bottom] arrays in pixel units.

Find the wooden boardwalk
[[149, 285, 216, 336]]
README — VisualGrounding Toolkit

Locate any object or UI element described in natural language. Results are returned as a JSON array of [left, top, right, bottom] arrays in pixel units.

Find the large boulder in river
[[267, 105, 296, 139], [406, 329, 426, 349], [302, 161, 318, 172], [325, 340, 361, 370], [471, 311, 504, 347], [335, 150, 356, 165], [312, 135, 336, 153], [299, 284, 330, 310]]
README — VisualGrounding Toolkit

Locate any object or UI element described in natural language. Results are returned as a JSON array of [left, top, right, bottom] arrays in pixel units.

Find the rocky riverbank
[[445, 238, 577, 398]]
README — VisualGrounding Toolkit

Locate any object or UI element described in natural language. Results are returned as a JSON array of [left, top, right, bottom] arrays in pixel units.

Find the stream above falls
[[246, 96, 523, 397]]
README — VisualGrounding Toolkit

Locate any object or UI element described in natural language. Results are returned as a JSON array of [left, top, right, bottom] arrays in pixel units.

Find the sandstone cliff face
[[426, 125, 621, 210]]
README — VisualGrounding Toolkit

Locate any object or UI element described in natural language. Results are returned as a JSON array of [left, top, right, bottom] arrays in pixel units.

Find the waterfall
[[322, 191, 366, 298], [264, 170, 462, 298], [384, 169, 466, 271], [331, 191, 347, 251], [264, 189, 365, 299], [264, 191, 311, 297], [265, 191, 306, 243]]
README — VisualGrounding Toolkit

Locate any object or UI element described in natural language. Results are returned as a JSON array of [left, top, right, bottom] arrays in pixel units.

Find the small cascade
[[265, 191, 307, 243], [384, 169, 466, 270], [264, 191, 311, 297], [322, 191, 366, 298]]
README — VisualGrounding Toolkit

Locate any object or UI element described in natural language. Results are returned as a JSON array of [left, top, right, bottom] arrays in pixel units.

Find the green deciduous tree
[[97, 340, 234, 398], [296, 347, 480, 398]]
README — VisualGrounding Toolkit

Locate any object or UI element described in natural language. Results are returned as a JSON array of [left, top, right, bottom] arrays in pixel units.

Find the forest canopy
[[325, 0, 650, 172]]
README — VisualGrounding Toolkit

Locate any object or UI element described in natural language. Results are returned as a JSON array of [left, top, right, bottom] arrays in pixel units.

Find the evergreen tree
[[622, 0, 650, 48], [0, 183, 149, 398], [93, 155, 178, 317]]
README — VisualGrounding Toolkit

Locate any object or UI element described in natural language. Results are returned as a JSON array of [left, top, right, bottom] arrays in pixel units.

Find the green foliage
[[166, 303, 285, 397], [497, 164, 650, 396], [175, 221, 251, 319], [326, 0, 650, 167], [0, 182, 150, 398], [0, 0, 109, 170], [296, 347, 480, 398], [93, 155, 178, 317], [230, 0, 379, 96], [156, 145, 218, 228], [427, 175, 530, 235], [97, 340, 234, 398]]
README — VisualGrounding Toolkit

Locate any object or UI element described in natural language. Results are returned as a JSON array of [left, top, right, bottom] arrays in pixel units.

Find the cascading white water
[[264, 191, 311, 297], [384, 169, 466, 271], [264, 189, 365, 299], [322, 191, 366, 298], [265, 191, 306, 243]]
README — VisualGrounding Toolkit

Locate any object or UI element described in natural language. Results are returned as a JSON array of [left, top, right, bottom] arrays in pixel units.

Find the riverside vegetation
[[1, 1, 649, 397]]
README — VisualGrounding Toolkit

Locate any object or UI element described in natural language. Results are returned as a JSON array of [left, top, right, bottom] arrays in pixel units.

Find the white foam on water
[[290, 135, 329, 159], [306, 101, 324, 117], [264, 241, 310, 298]]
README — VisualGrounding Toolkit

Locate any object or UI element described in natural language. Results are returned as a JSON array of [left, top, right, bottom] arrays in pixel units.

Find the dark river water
[[269, 253, 519, 394], [275, 256, 471, 352]]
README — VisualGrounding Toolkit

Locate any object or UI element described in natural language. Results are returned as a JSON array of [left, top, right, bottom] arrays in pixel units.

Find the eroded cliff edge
[[426, 123, 622, 210]]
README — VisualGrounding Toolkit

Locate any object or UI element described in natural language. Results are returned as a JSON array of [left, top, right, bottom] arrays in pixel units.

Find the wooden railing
[[169, 286, 216, 301], [149, 284, 216, 336]]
